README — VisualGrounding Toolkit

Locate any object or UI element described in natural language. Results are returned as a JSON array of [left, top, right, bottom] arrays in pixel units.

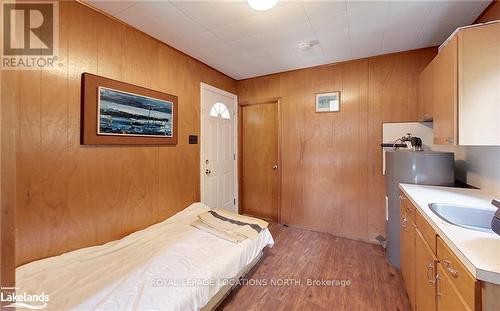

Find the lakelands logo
[[1, 1, 59, 69], [0, 290, 49, 310]]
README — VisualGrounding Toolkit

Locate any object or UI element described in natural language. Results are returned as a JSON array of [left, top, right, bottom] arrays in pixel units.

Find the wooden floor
[[218, 224, 411, 311]]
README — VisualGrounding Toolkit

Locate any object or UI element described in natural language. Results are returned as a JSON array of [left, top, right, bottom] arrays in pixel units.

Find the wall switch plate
[[189, 135, 198, 144]]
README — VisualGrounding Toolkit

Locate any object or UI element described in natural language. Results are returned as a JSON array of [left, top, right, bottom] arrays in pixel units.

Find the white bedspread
[[16, 203, 274, 311]]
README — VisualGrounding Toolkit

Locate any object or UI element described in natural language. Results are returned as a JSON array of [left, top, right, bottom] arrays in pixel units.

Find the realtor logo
[[0, 287, 49, 310], [1, 1, 59, 69]]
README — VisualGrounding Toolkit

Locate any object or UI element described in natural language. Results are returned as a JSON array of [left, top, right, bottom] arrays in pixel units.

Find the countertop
[[399, 184, 500, 285]]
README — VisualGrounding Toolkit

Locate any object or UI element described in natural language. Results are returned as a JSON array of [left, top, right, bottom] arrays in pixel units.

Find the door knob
[[272, 164, 278, 170], [205, 169, 211, 176]]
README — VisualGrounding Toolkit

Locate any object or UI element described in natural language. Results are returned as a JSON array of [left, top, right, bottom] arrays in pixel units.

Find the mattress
[[16, 203, 274, 311]]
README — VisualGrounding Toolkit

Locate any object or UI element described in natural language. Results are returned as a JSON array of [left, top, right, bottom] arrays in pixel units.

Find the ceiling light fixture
[[247, 0, 278, 11]]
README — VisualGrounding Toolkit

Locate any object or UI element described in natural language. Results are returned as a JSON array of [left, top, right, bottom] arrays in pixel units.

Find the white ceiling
[[85, 0, 492, 80]]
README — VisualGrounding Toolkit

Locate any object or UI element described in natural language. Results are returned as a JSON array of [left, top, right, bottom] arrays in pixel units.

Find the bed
[[16, 203, 274, 311]]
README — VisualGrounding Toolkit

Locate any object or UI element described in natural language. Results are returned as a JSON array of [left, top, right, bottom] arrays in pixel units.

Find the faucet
[[492, 199, 500, 209], [492, 199, 500, 236]]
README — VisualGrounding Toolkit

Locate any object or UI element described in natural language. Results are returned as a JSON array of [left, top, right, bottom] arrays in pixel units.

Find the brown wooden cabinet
[[400, 195, 416, 310], [436, 263, 471, 311], [420, 22, 500, 146], [417, 60, 435, 122], [436, 237, 481, 310], [458, 22, 500, 145], [399, 192, 484, 311], [415, 228, 437, 311], [433, 36, 458, 145]]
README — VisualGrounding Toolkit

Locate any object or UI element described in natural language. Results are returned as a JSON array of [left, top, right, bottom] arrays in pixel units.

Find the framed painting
[[81, 73, 178, 145], [315, 91, 341, 113]]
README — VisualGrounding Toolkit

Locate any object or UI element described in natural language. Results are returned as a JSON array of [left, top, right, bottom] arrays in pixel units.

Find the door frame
[[238, 97, 282, 223], [200, 82, 239, 212]]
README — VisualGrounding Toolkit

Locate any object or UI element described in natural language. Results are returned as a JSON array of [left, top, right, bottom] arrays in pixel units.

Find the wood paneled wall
[[237, 48, 436, 243], [476, 0, 500, 23], [1, 67, 17, 289], [1, 2, 236, 267]]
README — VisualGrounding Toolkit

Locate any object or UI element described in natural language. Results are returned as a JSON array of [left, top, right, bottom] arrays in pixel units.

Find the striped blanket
[[192, 208, 268, 243]]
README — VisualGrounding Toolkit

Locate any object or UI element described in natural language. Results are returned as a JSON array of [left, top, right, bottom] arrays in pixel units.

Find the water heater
[[385, 149, 454, 267]]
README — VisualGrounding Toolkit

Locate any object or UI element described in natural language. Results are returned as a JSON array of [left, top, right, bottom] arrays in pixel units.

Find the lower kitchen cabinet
[[400, 199, 416, 310], [399, 192, 481, 311], [415, 228, 437, 311], [436, 263, 471, 311], [436, 237, 480, 310]]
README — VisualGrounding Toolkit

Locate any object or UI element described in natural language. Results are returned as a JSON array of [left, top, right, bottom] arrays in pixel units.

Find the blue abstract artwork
[[98, 87, 173, 137]]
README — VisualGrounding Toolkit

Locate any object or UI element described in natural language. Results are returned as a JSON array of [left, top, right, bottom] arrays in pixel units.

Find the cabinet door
[[437, 237, 479, 310], [433, 36, 458, 145], [437, 263, 471, 311], [458, 22, 500, 145], [416, 229, 437, 311], [400, 206, 416, 310], [418, 60, 435, 121]]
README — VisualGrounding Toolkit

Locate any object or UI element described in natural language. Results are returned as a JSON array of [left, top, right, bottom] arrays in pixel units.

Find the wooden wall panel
[[18, 4, 72, 261], [1, 67, 18, 291], [476, 0, 500, 23], [339, 61, 369, 239], [237, 48, 436, 243], [66, 2, 100, 252], [0, 55, 2, 293], [238, 74, 281, 103], [366, 49, 436, 240], [6, 2, 236, 266]]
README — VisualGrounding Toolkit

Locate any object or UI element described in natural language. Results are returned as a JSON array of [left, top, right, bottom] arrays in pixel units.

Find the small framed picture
[[316, 91, 341, 112]]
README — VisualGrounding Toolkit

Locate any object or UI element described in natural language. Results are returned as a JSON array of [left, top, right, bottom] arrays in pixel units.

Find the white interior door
[[200, 83, 237, 212]]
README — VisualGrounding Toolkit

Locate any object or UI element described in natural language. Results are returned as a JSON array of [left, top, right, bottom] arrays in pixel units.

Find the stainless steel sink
[[428, 203, 495, 233]]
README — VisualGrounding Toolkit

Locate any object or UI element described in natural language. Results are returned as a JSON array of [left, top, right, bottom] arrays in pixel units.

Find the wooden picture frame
[[315, 91, 341, 113], [81, 73, 178, 145]]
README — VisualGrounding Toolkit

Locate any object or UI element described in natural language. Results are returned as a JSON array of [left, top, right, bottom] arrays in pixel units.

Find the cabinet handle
[[426, 262, 436, 285], [436, 273, 442, 297], [446, 137, 454, 144], [401, 216, 408, 231], [399, 194, 404, 205], [442, 260, 458, 278]]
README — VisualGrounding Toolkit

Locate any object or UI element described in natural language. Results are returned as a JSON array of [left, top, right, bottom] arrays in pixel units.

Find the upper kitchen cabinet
[[417, 59, 435, 122], [430, 22, 500, 146], [458, 22, 500, 145], [433, 36, 458, 145]]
